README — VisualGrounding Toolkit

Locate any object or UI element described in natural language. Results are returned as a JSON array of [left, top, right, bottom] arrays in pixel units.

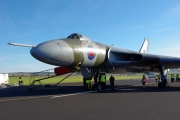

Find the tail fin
[[139, 38, 150, 54]]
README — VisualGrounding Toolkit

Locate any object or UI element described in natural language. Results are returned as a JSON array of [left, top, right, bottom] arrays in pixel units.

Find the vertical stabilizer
[[139, 38, 150, 54]]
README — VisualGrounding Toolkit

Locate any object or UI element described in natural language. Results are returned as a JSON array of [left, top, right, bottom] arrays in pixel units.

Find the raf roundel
[[87, 45, 96, 60]]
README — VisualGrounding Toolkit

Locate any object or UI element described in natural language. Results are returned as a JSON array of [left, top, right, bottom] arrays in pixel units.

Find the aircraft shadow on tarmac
[[1, 83, 180, 98]]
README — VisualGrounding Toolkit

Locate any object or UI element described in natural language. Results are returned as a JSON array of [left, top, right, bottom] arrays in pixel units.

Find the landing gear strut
[[92, 68, 99, 91], [81, 67, 106, 91], [158, 65, 168, 88]]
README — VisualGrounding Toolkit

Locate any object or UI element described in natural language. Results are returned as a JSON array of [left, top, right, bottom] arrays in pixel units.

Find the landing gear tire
[[158, 82, 167, 88], [97, 83, 102, 91], [158, 82, 162, 88], [171, 78, 174, 82], [92, 84, 97, 91]]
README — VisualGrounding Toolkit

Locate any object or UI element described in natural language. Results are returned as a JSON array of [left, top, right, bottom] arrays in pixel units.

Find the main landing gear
[[81, 68, 106, 91], [92, 68, 99, 91], [91, 69, 107, 91], [158, 65, 168, 88]]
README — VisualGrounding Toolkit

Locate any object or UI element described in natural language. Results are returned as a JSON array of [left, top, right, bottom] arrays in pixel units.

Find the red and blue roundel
[[87, 45, 96, 60]]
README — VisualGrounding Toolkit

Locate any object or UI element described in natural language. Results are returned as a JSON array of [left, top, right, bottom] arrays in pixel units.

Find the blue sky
[[1, 0, 180, 73]]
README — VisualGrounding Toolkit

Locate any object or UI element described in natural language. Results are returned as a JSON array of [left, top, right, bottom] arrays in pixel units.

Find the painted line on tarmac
[[51, 86, 127, 99], [0, 87, 126, 101], [0, 95, 54, 102], [133, 84, 142, 86], [51, 83, 156, 99], [0, 83, 154, 101], [51, 91, 98, 98], [133, 82, 154, 86], [51, 82, 156, 98]]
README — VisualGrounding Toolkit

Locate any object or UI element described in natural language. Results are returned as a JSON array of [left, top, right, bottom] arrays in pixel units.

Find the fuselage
[[30, 33, 109, 68], [30, 33, 180, 74]]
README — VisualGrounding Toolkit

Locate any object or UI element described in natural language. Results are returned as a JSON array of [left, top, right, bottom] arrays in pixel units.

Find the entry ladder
[[29, 70, 75, 87]]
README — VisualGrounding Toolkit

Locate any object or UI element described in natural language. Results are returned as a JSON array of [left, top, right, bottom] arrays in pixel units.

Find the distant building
[[0, 73, 9, 85]]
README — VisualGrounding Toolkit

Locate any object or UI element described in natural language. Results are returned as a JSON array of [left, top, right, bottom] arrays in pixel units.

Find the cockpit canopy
[[67, 33, 91, 41]]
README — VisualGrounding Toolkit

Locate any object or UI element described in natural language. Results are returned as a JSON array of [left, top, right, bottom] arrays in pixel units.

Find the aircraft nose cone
[[30, 40, 74, 66], [30, 43, 51, 62], [30, 41, 52, 60]]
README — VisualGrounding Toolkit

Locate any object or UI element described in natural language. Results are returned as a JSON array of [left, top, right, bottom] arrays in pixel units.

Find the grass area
[[9, 75, 143, 86]]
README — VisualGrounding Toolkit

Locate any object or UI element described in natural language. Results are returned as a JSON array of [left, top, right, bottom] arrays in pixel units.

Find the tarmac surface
[[1, 79, 180, 120]]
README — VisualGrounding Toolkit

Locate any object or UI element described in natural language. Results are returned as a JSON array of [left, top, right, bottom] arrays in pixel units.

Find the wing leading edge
[[108, 47, 180, 73]]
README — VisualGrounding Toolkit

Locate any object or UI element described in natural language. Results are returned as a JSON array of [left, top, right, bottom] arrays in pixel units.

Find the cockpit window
[[67, 33, 91, 41], [67, 33, 81, 39]]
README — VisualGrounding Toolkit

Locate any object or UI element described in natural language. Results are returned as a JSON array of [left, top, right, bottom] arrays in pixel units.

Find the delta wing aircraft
[[8, 33, 180, 87]]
